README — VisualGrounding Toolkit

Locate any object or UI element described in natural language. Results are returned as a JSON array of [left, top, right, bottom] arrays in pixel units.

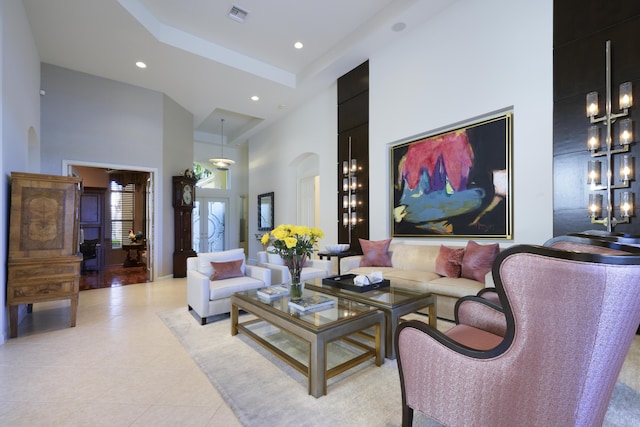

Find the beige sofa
[[339, 242, 496, 321]]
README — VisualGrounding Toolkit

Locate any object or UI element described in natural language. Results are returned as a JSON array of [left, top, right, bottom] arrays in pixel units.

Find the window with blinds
[[110, 181, 135, 249]]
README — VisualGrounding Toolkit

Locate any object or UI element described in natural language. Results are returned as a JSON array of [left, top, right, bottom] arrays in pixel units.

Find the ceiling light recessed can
[[251, 95, 260, 101], [392, 22, 406, 32], [294, 41, 303, 49], [135, 61, 147, 69]]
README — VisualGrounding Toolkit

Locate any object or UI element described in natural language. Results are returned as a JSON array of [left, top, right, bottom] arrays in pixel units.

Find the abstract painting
[[391, 113, 513, 238]]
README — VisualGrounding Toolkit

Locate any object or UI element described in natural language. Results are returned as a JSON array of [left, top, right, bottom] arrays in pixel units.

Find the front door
[[193, 197, 228, 253]]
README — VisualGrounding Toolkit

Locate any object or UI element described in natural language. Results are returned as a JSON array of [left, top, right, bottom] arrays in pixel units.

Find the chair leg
[[402, 405, 413, 427]]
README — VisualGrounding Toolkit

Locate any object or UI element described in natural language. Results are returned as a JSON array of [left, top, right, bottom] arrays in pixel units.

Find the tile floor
[[0, 278, 241, 426], [0, 278, 638, 426]]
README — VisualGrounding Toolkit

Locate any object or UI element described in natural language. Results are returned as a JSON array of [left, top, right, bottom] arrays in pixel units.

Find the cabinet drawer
[[9, 280, 78, 302], [9, 262, 79, 281]]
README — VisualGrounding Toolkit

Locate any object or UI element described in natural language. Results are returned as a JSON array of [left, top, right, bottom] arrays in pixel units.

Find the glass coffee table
[[231, 288, 384, 398], [305, 279, 436, 359]]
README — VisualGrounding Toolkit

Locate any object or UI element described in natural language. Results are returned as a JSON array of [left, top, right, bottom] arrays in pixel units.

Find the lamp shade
[[620, 81, 633, 109], [588, 160, 601, 186], [620, 118, 633, 144], [620, 155, 634, 182], [589, 193, 603, 218], [621, 192, 634, 217], [587, 91, 599, 117], [588, 126, 600, 151]]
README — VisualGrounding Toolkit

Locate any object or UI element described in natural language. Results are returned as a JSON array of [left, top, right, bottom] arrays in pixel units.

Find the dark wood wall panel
[[338, 61, 369, 254], [553, 1, 640, 236]]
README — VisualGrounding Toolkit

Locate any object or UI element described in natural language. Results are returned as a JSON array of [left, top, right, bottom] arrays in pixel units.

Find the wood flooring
[[79, 265, 150, 290]]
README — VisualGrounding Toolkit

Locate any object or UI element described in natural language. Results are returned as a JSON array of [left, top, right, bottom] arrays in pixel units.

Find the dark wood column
[[338, 61, 369, 254]]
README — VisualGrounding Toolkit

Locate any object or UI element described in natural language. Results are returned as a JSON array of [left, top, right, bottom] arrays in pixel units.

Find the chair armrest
[[340, 255, 363, 273], [255, 262, 288, 284], [246, 265, 271, 286], [454, 295, 506, 337], [187, 269, 210, 315], [308, 259, 331, 275]]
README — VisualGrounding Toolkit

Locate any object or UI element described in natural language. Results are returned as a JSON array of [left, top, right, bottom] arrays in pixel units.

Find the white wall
[[248, 85, 338, 259], [1, 0, 42, 343], [40, 64, 194, 278], [370, 0, 553, 245], [248, 0, 554, 252]]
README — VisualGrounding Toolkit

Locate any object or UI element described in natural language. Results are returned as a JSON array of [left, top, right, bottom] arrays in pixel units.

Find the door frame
[[63, 160, 157, 281]]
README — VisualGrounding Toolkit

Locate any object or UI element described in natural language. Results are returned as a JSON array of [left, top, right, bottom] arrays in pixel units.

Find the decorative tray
[[321, 274, 390, 293]]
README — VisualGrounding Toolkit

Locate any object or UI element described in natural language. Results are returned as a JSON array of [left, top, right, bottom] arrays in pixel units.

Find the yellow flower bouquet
[[261, 224, 324, 298]]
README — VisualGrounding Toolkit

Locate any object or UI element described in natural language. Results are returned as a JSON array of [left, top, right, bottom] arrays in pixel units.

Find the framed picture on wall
[[391, 112, 513, 239]]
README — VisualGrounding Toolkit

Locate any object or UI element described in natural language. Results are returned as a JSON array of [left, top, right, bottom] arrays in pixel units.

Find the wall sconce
[[586, 40, 634, 231], [342, 137, 359, 240]]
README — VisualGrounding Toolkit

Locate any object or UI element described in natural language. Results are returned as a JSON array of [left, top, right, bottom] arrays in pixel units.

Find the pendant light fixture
[[209, 118, 235, 170]]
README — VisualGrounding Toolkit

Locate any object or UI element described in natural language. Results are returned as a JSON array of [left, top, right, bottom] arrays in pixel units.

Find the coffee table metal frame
[[231, 290, 385, 398], [305, 280, 436, 359]]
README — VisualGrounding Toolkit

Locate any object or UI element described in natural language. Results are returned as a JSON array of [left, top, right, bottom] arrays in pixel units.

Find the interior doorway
[[64, 161, 156, 288]]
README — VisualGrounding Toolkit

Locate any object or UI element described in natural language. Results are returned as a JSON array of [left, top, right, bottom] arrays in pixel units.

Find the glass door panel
[[193, 197, 227, 253]]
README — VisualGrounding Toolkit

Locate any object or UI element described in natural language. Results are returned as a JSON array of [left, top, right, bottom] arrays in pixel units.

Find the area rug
[[158, 308, 640, 427]]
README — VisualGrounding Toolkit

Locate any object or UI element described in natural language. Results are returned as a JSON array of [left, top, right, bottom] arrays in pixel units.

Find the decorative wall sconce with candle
[[586, 40, 634, 231], [342, 137, 360, 241]]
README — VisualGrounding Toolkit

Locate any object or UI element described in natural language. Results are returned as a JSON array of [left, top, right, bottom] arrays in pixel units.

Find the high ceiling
[[23, 0, 456, 145]]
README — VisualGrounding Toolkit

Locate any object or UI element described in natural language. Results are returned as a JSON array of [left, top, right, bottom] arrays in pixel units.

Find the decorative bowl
[[325, 244, 350, 253]]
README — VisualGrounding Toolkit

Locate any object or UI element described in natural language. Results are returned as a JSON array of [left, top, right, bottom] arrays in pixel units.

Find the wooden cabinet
[[7, 172, 82, 338]]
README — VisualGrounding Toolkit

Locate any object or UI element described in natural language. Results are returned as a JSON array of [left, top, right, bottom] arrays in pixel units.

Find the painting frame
[[390, 112, 513, 239]]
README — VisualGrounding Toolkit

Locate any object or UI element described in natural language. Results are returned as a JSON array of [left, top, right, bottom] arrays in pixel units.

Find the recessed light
[[251, 95, 260, 101], [294, 41, 303, 49], [136, 61, 147, 69]]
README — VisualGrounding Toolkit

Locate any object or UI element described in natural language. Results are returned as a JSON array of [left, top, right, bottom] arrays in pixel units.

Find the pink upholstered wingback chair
[[395, 244, 640, 426], [454, 234, 640, 338]]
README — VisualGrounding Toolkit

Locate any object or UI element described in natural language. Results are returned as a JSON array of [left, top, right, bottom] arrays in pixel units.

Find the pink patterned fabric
[[435, 245, 465, 278], [456, 297, 506, 337], [397, 246, 640, 426], [460, 240, 499, 283], [359, 238, 393, 267]]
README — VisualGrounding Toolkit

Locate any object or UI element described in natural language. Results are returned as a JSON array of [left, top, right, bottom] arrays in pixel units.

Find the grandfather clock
[[173, 174, 197, 277]]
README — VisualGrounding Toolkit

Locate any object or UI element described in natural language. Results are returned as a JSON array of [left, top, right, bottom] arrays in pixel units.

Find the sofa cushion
[[209, 276, 265, 300], [389, 243, 442, 272], [210, 259, 244, 281], [385, 270, 441, 292], [428, 276, 486, 298], [359, 238, 392, 267], [461, 241, 499, 283], [198, 249, 245, 278], [435, 245, 465, 278]]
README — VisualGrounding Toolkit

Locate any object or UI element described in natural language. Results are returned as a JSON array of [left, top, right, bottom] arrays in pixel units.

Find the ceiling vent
[[228, 6, 248, 23]]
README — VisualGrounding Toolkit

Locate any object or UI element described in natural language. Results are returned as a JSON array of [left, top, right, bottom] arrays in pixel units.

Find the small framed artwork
[[391, 112, 513, 239]]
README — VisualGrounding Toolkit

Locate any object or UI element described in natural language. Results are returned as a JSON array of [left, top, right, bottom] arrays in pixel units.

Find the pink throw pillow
[[435, 245, 465, 278], [461, 241, 500, 283], [359, 238, 393, 267], [210, 259, 244, 281]]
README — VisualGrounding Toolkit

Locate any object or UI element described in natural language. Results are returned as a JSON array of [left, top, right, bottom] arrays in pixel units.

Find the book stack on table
[[257, 285, 290, 300], [288, 294, 334, 312]]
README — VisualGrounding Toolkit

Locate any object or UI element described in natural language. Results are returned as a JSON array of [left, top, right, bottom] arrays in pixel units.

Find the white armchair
[[187, 249, 271, 325], [257, 250, 331, 285]]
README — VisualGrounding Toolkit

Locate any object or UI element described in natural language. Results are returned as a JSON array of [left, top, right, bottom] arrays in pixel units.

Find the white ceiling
[[23, 0, 457, 145]]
